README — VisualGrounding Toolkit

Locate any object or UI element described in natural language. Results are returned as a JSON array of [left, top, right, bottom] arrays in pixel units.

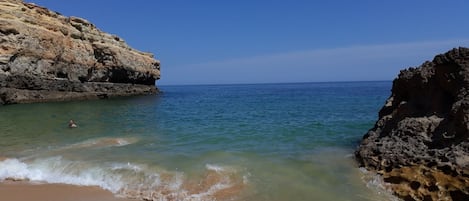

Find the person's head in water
[[69, 119, 77, 128]]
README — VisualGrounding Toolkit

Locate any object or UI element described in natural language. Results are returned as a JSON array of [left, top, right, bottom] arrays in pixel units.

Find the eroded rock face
[[0, 0, 160, 104], [356, 47, 469, 201]]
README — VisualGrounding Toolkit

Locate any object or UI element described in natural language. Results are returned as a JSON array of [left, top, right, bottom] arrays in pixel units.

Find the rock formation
[[356, 47, 469, 201], [0, 0, 160, 104]]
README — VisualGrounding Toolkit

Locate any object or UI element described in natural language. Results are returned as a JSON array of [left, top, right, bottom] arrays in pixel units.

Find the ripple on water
[[61, 137, 139, 150]]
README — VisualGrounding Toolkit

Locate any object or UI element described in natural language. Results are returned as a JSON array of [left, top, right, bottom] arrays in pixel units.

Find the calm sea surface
[[0, 81, 396, 200]]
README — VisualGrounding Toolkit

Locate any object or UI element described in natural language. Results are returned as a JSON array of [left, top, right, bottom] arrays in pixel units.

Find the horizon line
[[157, 79, 393, 87]]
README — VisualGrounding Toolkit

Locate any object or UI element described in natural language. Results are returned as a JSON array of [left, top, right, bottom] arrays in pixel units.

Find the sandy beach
[[0, 181, 133, 201]]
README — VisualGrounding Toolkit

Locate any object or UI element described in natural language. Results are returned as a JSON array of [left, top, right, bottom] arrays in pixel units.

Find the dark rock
[[356, 47, 469, 200]]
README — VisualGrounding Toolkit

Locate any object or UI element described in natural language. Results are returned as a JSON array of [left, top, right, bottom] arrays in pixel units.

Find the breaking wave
[[0, 157, 247, 201]]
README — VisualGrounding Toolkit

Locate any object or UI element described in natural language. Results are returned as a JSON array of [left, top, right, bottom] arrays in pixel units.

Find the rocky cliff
[[0, 0, 160, 104], [356, 47, 469, 201]]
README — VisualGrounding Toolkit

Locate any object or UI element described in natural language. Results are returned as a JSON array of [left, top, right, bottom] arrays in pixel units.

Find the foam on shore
[[359, 168, 401, 201], [0, 157, 246, 201]]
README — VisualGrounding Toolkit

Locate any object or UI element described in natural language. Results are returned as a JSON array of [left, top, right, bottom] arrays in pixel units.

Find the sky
[[30, 0, 469, 85]]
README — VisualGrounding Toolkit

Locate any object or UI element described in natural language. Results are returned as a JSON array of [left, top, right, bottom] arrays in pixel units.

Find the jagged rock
[[356, 47, 469, 201], [0, 0, 160, 104]]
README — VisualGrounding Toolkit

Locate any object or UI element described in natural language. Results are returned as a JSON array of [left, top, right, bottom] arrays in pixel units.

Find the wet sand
[[0, 181, 134, 201]]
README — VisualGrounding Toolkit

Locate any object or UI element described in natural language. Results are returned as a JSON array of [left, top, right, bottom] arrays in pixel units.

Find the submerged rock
[[0, 0, 160, 104], [356, 47, 469, 201]]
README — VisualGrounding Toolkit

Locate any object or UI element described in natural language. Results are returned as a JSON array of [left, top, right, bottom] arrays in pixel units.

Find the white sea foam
[[0, 157, 124, 192], [0, 158, 31, 181], [359, 167, 401, 201], [110, 162, 143, 172], [205, 164, 226, 172], [116, 138, 132, 146], [0, 158, 246, 201]]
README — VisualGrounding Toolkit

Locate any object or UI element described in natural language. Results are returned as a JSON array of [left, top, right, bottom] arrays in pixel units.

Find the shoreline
[[0, 180, 134, 201]]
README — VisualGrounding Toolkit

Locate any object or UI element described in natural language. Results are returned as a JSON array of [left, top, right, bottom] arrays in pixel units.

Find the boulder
[[356, 47, 469, 201]]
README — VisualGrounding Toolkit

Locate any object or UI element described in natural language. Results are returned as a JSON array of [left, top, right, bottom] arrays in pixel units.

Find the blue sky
[[31, 0, 469, 85]]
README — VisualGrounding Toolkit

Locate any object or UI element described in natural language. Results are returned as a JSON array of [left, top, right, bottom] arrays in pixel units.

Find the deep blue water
[[155, 81, 390, 154]]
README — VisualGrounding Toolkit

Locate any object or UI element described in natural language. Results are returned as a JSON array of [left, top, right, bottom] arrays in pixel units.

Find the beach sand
[[0, 181, 134, 201]]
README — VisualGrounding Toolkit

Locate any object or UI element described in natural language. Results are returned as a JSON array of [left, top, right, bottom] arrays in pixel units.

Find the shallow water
[[0, 81, 395, 200]]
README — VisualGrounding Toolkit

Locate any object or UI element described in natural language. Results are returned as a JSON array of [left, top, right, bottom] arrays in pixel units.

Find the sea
[[0, 81, 398, 201]]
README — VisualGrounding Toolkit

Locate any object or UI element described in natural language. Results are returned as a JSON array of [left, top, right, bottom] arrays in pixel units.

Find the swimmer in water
[[69, 119, 78, 128]]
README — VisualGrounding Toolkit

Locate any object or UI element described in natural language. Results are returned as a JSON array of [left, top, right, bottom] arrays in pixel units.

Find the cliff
[[356, 48, 469, 201], [0, 0, 160, 104]]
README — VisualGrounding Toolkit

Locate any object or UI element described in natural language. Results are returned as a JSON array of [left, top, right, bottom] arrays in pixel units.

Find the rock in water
[[0, 0, 160, 104], [356, 47, 469, 201]]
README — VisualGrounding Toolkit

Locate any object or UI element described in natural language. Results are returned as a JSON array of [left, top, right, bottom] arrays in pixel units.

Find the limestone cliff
[[0, 0, 160, 104], [356, 47, 469, 201]]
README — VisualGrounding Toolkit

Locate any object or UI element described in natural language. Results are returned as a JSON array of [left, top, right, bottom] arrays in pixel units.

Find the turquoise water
[[0, 81, 394, 200]]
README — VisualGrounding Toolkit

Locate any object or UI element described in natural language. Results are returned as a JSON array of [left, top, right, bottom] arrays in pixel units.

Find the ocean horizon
[[0, 81, 397, 201], [157, 80, 394, 88]]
